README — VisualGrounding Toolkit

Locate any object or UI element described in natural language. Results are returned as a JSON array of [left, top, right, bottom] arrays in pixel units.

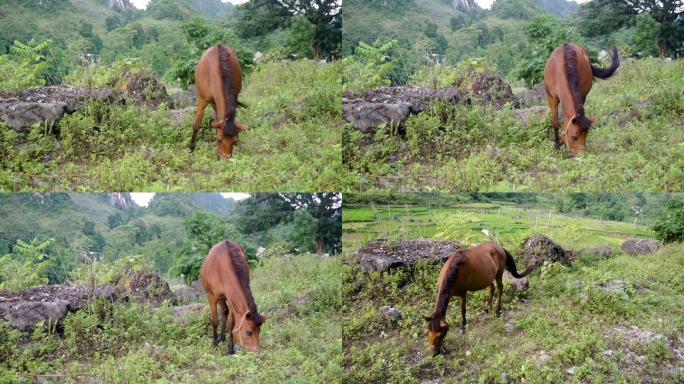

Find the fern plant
[[0, 39, 52, 92]]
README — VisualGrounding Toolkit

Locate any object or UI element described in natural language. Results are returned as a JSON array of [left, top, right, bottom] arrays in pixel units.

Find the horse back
[[200, 240, 249, 298], [544, 43, 593, 99], [194, 45, 243, 101]]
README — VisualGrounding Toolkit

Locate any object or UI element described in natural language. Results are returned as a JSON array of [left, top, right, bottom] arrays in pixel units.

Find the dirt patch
[[355, 238, 464, 272]]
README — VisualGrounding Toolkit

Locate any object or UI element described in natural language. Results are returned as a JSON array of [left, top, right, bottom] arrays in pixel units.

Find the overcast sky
[[129, 0, 247, 9], [130, 193, 251, 207], [476, 0, 588, 9]]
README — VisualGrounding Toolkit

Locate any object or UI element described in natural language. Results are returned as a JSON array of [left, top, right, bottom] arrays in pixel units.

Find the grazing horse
[[544, 42, 619, 155], [190, 44, 249, 159], [423, 242, 531, 356], [200, 240, 266, 354]]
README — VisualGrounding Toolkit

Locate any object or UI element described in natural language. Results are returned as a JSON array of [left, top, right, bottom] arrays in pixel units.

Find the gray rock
[[519, 234, 568, 269], [515, 82, 545, 107], [579, 244, 613, 258], [355, 239, 464, 272], [0, 100, 66, 131], [504, 272, 529, 292], [621, 238, 661, 255], [421, 380, 441, 384], [381, 306, 402, 320], [0, 284, 117, 330], [514, 106, 547, 126], [174, 286, 201, 305], [173, 303, 206, 324], [170, 90, 195, 109]]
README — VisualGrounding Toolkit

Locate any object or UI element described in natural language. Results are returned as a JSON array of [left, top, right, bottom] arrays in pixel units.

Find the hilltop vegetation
[[342, 193, 684, 383]]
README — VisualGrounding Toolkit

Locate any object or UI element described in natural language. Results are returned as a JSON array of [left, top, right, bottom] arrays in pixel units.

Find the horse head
[[423, 314, 448, 356], [233, 310, 267, 353], [561, 114, 596, 156]]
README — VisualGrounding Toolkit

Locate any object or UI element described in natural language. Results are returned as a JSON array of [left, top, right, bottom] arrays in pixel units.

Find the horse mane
[[224, 240, 260, 320], [429, 250, 466, 330], [562, 43, 592, 132], [217, 45, 237, 137]]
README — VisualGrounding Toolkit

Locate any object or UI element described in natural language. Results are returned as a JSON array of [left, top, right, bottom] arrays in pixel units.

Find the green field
[[1, 253, 343, 383], [342, 198, 684, 383]]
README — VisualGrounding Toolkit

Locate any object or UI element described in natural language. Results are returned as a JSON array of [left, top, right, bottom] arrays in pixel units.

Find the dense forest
[[0, 0, 342, 191]]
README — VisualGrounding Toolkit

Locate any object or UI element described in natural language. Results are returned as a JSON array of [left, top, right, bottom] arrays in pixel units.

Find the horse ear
[[439, 319, 447, 328], [589, 116, 597, 124]]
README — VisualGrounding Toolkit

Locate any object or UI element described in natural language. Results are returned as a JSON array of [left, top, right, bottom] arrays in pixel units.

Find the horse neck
[[432, 282, 451, 319]]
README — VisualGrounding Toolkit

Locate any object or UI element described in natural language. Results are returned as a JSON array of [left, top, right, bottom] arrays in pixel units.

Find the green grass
[[342, 202, 684, 383], [0, 253, 342, 383], [0, 60, 342, 191], [341, 58, 684, 192]]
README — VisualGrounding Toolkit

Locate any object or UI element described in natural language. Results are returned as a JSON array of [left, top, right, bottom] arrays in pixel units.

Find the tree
[[576, 0, 683, 57], [450, 14, 467, 31], [633, 13, 661, 57], [288, 210, 318, 252], [286, 15, 316, 58], [236, 0, 341, 58], [0, 39, 53, 92], [513, 15, 580, 87]]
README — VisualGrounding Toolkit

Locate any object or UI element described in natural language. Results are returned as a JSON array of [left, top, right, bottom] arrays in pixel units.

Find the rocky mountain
[[148, 193, 236, 216], [451, 0, 479, 11]]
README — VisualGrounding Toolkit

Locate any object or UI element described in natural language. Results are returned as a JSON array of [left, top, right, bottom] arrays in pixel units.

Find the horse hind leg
[[495, 277, 504, 317], [459, 294, 467, 334], [485, 284, 494, 313], [189, 97, 208, 151]]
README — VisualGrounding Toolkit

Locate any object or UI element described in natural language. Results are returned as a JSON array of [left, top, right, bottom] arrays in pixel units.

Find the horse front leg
[[546, 95, 560, 149], [208, 294, 219, 347], [218, 300, 228, 343], [190, 97, 208, 151], [226, 311, 236, 355], [459, 294, 467, 334]]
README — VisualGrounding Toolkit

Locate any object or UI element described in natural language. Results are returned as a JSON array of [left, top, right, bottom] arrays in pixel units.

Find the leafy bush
[[0, 238, 55, 290], [342, 40, 399, 95], [0, 39, 52, 92], [653, 199, 684, 243]]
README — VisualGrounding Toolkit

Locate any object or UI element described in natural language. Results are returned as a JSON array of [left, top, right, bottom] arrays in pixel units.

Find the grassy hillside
[[0, 253, 343, 383], [0, 60, 341, 191], [342, 198, 684, 383], [342, 58, 684, 191]]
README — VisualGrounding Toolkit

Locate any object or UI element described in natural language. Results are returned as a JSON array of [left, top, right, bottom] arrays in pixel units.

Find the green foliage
[[633, 13, 661, 57], [513, 15, 580, 87], [653, 199, 684, 243], [0, 39, 52, 92], [0, 238, 55, 290], [342, 40, 400, 94], [286, 15, 316, 59], [288, 210, 318, 252]]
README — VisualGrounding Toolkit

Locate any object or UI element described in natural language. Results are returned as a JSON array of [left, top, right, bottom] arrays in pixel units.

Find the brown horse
[[544, 42, 619, 155], [200, 240, 266, 354], [190, 44, 249, 159], [423, 242, 531, 356]]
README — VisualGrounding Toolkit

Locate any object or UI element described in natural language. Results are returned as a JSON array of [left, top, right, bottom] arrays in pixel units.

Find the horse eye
[[571, 136, 578, 141], [246, 329, 253, 336]]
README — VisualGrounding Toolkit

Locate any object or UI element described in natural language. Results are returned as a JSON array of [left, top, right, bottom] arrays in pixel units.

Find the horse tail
[[217, 45, 237, 136], [237, 101, 248, 108], [504, 249, 530, 278], [591, 46, 620, 79]]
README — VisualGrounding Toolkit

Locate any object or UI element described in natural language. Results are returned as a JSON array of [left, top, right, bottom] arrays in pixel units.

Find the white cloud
[[130, 193, 155, 207], [474, 0, 588, 9], [221, 193, 251, 201]]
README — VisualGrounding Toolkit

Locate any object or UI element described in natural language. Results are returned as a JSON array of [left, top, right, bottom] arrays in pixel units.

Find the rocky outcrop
[[621, 238, 661, 255], [355, 239, 464, 272], [0, 86, 114, 132], [342, 86, 462, 133], [0, 284, 117, 330], [579, 244, 613, 258], [107, 192, 137, 209], [515, 82, 546, 108], [343, 72, 519, 133], [107, 0, 136, 12], [519, 234, 569, 269], [113, 269, 177, 306]]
